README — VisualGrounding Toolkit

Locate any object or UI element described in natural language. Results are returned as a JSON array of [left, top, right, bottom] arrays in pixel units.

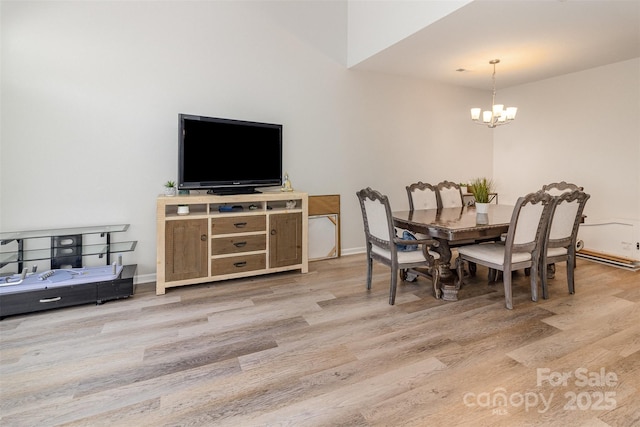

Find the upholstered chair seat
[[456, 244, 535, 265]]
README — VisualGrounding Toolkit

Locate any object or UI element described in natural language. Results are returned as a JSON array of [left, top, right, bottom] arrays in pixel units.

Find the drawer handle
[[201, 234, 207, 241], [234, 261, 247, 268], [234, 222, 247, 228], [234, 242, 247, 248], [39, 297, 61, 303]]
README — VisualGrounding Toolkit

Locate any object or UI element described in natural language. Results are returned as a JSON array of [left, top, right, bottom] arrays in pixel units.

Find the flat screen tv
[[178, 114, 283, 195]]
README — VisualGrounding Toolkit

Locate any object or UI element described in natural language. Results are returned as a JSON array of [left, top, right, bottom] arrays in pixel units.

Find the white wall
[[1, 1, 492, 281], [493, 58, 640, 260]]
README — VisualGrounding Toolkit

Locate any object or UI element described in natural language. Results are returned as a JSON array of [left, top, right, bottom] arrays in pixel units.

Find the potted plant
[[164, 180, 177, 196], [469, 177, 495, 214]]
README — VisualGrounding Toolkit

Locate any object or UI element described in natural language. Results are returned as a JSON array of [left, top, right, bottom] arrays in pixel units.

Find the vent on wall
[[577, 248, 640, 271], [577, 219, 640, 271]]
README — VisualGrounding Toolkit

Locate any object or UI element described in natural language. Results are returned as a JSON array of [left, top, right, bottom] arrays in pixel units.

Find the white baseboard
[[134, 272, 156, 285]]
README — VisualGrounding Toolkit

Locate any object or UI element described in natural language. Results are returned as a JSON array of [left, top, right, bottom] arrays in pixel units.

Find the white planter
[[475, 202, 490, 214], [164, 187, 176, 196]]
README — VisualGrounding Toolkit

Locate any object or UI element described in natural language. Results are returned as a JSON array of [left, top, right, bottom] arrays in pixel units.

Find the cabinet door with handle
[[269, 213, 302, 268], [165, 219, 208, 282]]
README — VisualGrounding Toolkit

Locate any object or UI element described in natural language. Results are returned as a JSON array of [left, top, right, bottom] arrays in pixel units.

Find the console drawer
[[211, 234, 266, 255], [211, 254, 266, 275], [211, 215, 266, 235]]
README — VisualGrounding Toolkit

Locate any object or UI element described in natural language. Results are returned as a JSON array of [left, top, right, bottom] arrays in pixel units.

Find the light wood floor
[[1, 255, 638, 426]]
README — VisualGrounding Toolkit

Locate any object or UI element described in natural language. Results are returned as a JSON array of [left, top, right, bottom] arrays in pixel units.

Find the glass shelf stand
[[0, 224, 135, 271]]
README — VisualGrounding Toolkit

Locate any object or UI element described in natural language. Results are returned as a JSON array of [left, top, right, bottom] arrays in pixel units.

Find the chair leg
[[530, 261, 539, 302], [366, 256, 373, 290], [455, 257, 464, 289], [503, 270, 513, 309], [541, 260, 549, 300], [468, 262, 476, 276], [389, 267, 398, 305], [567, 257, 575, 294]]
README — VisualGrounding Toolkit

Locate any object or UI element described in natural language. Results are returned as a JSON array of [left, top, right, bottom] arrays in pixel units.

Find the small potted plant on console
[[164, 180, 177, 196]]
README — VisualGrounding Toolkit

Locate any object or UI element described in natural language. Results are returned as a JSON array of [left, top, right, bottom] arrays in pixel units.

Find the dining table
[[393, 204, 515, 301]]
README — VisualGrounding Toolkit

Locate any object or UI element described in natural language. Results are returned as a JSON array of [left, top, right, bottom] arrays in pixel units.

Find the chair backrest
[[504, 191, 554, 255], [541, 181, 583, 196], [545, 190, 590, 250], [356, 187, 395, 252], [406, 182, 438, 211], [436, 180, 463, 209]]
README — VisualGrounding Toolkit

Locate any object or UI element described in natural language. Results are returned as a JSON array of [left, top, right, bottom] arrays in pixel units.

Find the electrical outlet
[[637, 242, 639, 250]]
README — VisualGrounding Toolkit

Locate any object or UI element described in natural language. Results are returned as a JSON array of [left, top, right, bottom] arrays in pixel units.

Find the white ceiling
[[350, 0, 640, 90]]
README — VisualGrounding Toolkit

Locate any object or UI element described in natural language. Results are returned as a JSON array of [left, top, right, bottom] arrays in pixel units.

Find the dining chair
[[405, 182, 440, 250], [356, 187, 441, 304], [406, 182, 439, 211], [540, 190, 590, 299], [436, 181, 464, 209], [540, 181, 584, 278], [455, 191, 553, 309], [435, 180, 474, 270]]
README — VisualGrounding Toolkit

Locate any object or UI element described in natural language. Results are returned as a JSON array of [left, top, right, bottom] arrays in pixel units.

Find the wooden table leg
[[434, 239, 460, 301]]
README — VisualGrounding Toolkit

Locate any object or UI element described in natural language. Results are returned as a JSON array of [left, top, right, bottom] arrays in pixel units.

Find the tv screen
[[178, 114, 283, 194]]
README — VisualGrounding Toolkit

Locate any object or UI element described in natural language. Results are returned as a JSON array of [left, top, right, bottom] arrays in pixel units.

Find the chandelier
[[470, 59, 517, 128]]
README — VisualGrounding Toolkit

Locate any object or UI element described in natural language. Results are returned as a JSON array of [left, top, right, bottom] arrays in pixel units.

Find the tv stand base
[[0, 265, 137, 319]]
